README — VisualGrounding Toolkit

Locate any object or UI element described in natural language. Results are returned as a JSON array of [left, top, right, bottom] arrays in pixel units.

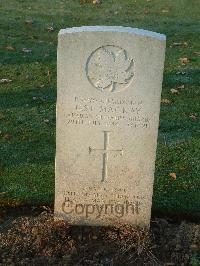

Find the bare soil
[[0, 207, 199, 266]]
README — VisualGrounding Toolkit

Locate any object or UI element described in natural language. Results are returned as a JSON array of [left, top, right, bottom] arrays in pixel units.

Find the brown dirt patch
[[0, 207, 199, 265]]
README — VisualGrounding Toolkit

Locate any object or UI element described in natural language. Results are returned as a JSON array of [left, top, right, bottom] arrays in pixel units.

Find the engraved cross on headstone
[[89, 131, 123, 182]]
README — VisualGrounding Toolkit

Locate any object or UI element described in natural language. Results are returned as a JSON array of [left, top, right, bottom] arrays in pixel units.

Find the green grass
[[0, 0, 199, 219]]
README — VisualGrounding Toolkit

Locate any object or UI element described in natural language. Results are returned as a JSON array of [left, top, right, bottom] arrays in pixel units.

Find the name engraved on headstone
[[65, 96, 150, 128]]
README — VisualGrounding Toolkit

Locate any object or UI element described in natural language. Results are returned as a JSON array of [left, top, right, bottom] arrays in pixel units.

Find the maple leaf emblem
[[86, 46, 134, 92]]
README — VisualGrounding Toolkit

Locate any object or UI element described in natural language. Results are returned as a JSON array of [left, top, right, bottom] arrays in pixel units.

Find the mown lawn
[[0, 0, 199, 219]]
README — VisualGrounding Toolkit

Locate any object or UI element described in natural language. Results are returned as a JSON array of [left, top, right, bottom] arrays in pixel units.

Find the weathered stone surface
[[55, 26, 166, 227]]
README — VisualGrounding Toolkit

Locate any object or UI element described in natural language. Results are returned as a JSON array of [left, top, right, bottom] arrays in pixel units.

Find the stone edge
[[58, 26, 166, 41]]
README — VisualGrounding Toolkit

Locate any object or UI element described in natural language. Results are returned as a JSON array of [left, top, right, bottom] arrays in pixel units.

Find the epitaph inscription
[[61, 187, 144, 219]]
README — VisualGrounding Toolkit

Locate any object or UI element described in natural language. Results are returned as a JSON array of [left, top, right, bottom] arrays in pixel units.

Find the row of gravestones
[[54, 26, 166, 227]]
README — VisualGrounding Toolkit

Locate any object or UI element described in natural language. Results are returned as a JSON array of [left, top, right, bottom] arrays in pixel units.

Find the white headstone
[[55, 26, 166, 227]]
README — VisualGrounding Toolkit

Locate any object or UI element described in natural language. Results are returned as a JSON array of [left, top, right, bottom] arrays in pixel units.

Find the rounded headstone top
[[59, 26, 166, 41]]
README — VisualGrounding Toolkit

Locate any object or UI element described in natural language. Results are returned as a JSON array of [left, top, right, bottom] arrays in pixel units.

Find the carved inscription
[[86, 45, 134, 92], [65, 96, 151, 128], [89, 131, 123, 182], [62, 187, 144, 218]]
